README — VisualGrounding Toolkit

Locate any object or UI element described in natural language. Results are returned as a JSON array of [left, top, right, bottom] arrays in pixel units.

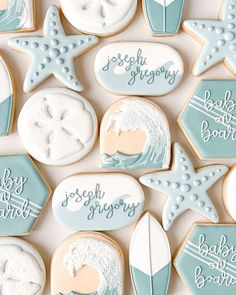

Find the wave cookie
[[0, 0, 35, 33], [18, 88, 98, 166], [0, 55, 14, 136], [130, 212, 171, 295], [59, 0, 137, 37], [100, 97, 171, 170], [52, 173, 145, 231], [51, 232, 124, 295], [0, 237, 46, 294], [174, 224, 236, 295], [224, 165, 236, 221], [95, 42, 184, 96]]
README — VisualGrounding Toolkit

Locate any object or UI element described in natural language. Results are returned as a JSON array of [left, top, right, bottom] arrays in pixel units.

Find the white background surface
[[0, 0, 235, 294]]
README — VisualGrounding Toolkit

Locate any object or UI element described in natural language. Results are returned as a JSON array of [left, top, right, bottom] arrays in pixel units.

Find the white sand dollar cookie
[[224, 165, 236, 221], [0, 237, 46, 295], [18, 88, 98, 166], [59, 0, 138, 36]]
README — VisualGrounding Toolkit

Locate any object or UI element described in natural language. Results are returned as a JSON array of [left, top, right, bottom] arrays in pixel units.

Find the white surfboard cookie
[[18, 88, 98, 166], [59, 0, 138, 36]]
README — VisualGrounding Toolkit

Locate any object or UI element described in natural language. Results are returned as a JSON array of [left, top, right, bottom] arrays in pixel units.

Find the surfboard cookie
[[51, 232, 125, 295], [174, 223, 236, 295], [59, 0, 138, 37], [95, 42, 184, 96], [100, 97, 171, 170], [18, 88, 98, 166]]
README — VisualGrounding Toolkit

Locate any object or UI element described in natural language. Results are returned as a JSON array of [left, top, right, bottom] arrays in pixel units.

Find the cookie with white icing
[[0, 237, 46, 295], [0, 55, 14, 136], [59, 0, 138, 37], [0, 0, 35, 33], [100, 97, 171, 170], [130, 212, 171, 295], [51, 232, 124, 295], [223, 165, 236, 221], [18, 88, 98, 166]]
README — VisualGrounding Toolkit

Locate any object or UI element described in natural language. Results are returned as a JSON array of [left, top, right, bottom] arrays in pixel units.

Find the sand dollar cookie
[[18, 88, 98, 166], [223, 165, 236, 221], [59, 0, 138, 37], [0, 237, 46, 294], [174, 223, 236, 295], [95, 42, 184, 96], [100, 97, 171, 170], [51, 232, 124, 295], [0, 55, 14, 136]]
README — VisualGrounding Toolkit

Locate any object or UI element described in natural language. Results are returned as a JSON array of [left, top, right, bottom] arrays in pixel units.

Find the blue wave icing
[[0, 0, 27, 32], [0, 95, 13, 136]]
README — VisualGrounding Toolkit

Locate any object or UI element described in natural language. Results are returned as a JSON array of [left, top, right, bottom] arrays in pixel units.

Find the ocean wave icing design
[[58, 289, 118, 295], [0, 0, 27, 32], [0, 95, 13, 135]]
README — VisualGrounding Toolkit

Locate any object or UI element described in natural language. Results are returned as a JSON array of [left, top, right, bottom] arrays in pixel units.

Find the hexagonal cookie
[[178, 80, 236, 159], [0, 154, 51, 236], [174, 223, 236, 295]]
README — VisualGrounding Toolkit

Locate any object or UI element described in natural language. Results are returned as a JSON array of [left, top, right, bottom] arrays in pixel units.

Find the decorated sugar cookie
[[130, 212, 171, 295], [51, 232, 124, 295], [178, 80, 236, 159], [0, 237, 46, 294], [95, 42, 184, 96], [100, 97, 171, 170], [8, 5, 99, 93], [18, 88, 98, 166], [0, 0, 35, 33], [140, 143, 228, 231], [52, 173, 145, 231], [223, 165, 236, 221], [174, 223, 236, 295], [143, 0, 184, 36], [183, 0, 236, 76], [0, 55, 14, 136], [0, 155, 51, 236], [59, 0, 138, 37]]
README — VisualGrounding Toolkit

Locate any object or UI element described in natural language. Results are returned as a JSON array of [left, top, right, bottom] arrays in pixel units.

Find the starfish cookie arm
[[66, 35, 99, 57], [221, 0, 236, 21], [8, 37, 45, 55], [172, 143, 195, 173], [43, 5, 65, 37]]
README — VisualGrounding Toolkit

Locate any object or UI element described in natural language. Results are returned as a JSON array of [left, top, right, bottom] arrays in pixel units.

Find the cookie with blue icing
[[8, 5, 99, 93]]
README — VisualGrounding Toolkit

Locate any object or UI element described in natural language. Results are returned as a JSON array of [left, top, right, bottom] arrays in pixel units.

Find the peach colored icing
[[0, 0, 8, 10]]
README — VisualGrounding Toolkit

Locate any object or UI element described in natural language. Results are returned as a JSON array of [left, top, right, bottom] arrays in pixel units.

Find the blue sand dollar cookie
[[175, 224, 236, 295], [140, 143, 228, 231], [8, 5, 99, 93], [183, 0, 236, 76], [0, 155, 51, 235], [130, 212, 171, 295], [0, 55, 14, 136], [178, 80, 236, 159]]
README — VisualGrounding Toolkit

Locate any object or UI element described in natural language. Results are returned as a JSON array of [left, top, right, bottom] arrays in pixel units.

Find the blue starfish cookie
[[183, 0, 236, 76], [8, 5, 99, 93], [140, 143, 228, 231]]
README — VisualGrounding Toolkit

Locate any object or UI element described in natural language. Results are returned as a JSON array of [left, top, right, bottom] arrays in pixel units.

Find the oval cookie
[[95, 42, 184, 96], [52, 173, 145, 231], [51, 232, 124, 295], [224, 165, 236, 221], [100, 97, 171, 170], [18, 88, 98, 166], [0, 237, 46, 294], [59, 0, 138, 37], [0, 55, 14, 136], [130, 212, 171, 295]]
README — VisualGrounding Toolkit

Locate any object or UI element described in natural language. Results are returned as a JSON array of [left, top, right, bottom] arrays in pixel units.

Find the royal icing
[[174, 224, 236, 295], [95, 42, 184, 96], [100, 97, 171, 170], [52, 173, 145, 231], [0, 0, 35, 33], [18, 88, 98, 166], [59, 0, 138, 36], [51, 232, 124, 295], [0, 55, 14, 136], [129, 212, 171, 295], [183, 0, 236, 76], [143, 0, 184, 36], [0, 155, 51, 236], [8, 5, 99, 93], [0, 237, 46, 294], [178, 80, 236, 159], [224, 165, 236, 221], [140, 143, 228, 231]]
